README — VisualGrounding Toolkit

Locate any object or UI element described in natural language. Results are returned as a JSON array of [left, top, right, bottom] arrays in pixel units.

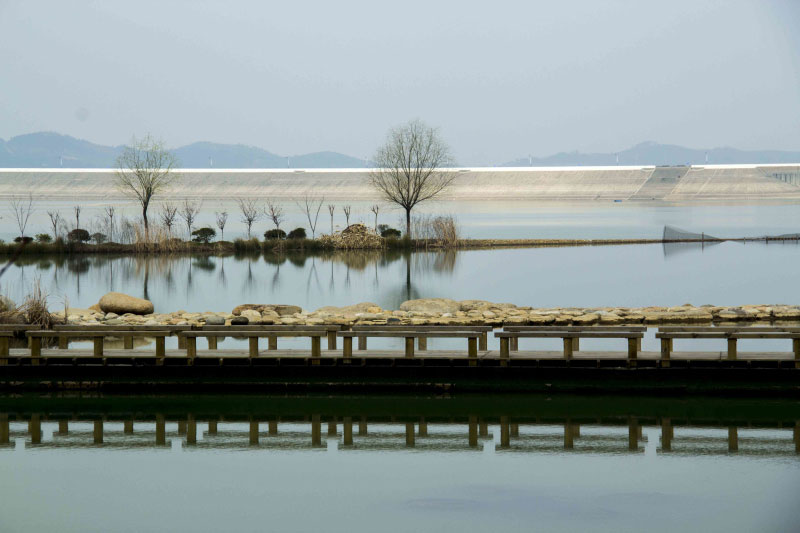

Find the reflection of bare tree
[[306, 257, 322, 297], [218, 257, 227, 288]]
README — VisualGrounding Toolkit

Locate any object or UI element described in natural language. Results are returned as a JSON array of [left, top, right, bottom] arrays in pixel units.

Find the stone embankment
[[52, 295, 800, 327]]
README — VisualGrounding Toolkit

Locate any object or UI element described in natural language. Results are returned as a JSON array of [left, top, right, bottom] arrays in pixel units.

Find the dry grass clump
[[412, 214, 460, 247], [19, 279, 57, 328], [318, 224, 384, 249]]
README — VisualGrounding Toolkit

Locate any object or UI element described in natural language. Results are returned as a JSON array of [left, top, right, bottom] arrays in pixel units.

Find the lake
[[0, 394, 797, 533]]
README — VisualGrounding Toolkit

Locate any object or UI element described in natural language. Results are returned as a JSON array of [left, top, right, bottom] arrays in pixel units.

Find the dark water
[[0, 394, 797, 533]]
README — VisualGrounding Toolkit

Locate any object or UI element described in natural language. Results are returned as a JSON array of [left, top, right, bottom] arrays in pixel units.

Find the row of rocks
[[51, 297, 800, 328]]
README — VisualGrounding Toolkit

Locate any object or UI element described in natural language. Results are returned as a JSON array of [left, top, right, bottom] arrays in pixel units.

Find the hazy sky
[[1, 0, 799, 165]]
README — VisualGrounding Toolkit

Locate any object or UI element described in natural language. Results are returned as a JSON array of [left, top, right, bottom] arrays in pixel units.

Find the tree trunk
[[405, 208, 411, 239], [142, 206, 149, 241]]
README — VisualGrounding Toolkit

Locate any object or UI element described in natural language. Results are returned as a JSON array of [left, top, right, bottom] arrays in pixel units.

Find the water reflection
[[1, 395, 797, 457]]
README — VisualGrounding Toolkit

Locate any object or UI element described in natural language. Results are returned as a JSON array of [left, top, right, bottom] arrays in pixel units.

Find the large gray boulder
[[399, 298, 460, 315], [98, 292, 154, 315]]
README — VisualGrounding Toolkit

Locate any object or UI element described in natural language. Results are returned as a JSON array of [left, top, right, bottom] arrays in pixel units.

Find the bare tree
[[265, 201, 284, 231], [115, 134, 179, 235], [369, 119, 455, 237], [343, 205, 352, 228], [370, 205, 380, 232], [237, 198, 261, 238], [47, 210, 63, 240], [327, 204, 336, 234], [297, 194, 324, 239], [215, 211, 229, 241], [104, 206, 116, 242], [179, 199, 202, 238], [73, 205, 82, 229], [160, 202, 178, 234], [10, 194, 34, 237]]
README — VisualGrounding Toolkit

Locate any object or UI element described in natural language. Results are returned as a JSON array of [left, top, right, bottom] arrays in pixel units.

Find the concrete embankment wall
[[2, 164, 800, 201]]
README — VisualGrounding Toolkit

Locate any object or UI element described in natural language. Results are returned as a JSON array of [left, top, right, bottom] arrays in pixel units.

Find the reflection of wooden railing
[[2, 414, 798, 457]]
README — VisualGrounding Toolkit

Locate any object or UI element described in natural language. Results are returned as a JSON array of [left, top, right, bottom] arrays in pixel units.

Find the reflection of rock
[[400, 298, 460, 315], [98, 292, 154, 315]]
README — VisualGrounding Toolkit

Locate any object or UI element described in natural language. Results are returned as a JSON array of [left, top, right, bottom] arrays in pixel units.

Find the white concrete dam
[[2, 164, 800, 202]]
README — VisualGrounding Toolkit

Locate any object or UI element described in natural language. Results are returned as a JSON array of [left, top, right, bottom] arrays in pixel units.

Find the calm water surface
[[0, 394, 797, 533]]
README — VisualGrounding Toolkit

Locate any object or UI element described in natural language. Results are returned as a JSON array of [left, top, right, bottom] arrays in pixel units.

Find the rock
[[98, 292, 154, 315], [232, 304, 302, 317], [232, 304, 263, 316], [400, 298, 460, 315], [274, 305, 302, 316], [459, 300, 494, 312], [241, 309, 262, 323], [230, 316, 249, 325], [205, 315, 225, 326], [104, 312, 119, 320], [105, 318, 124, 325]]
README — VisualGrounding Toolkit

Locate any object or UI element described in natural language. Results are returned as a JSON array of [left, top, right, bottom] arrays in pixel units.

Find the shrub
[[91, 232, 107, 244], [287, 228, 307, 240], [14, 236, 34, 244], [67, 229, 91, 243], [191, 227, 216, 244], [380, 227, 402, 238], [264, 229, 287, 240], [35, 234, 52, 243]]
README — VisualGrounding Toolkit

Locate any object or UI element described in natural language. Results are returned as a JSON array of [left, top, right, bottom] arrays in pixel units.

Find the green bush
[[380, 227, 402, 238], [264, 229, 287, 240], [14, 236, 34, 244], [67, 229, 91, 243], [287, 228, 307, 240], [35, 234, 53, 243], [191, 227, 216, 243]]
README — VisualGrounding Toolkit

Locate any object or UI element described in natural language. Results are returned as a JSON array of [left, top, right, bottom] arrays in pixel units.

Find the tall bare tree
[[115, 134, 179, 235], [343, 205, 352, 227], [104, 206, 115, 242], [73, 205, 82, 229], [265, 201, 284, 232], [160, 202, 178, 233], [369, 119, 455, 237], [298, 194, 324, 239], [370, 205, 380, 232], [179, 199, 202, 238], [327, 204, 336, 234], [237, 198, 261, 238], [9, 194, 34, 237], [215, 211, 229, 241], [47, 210, 63, 240]]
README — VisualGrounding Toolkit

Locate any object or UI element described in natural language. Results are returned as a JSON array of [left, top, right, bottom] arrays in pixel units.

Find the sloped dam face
[[3, 164, 800, 201]]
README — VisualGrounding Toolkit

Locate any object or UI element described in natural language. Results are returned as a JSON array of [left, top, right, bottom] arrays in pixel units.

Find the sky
[[1, 0, 799, 166]]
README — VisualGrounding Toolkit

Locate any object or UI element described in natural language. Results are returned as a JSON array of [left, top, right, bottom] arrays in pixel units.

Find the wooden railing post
[[727, 337, 737, 361], [155, 337, 166, 363], [404, 337, 415, 358], [358, 336, 367, 350], [563, 337, 574, 360], [343, 336, 353, 361], [186, 336, 197, 360], [661, 418, 672, 452], [479, 332, 488, 351], [417, 336, 427, 351], [572, 338, 580, 351], [468, 337, 478, 366], [510, 337, 519, 351], [249, 337, 259, 358], [0, 336, 8, 360], [30, 336, 41, 365], [155, 414, 166, 445], [311, 336, 321, 358], [58, 335, 68, 349], [793, 339, 800, 369], [500, 337, 510, 362], [268, 336, 278, 350], [660, 337, 671, 367], [93, 336, 104, 357], [123, 335, 134, 350], [327, 330, 337, 350], [627, 337, 638, 365], [207, 336, 218, 350]]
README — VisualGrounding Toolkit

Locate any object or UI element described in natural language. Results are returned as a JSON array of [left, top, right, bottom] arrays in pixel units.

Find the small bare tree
[[297, 194, 324, 239], [104, 206, 116, 242], [343, 205, 352, 228], [327, 204, 336, 234], [265, 201, 284, 232], [160, 202, 178, 234], [47, 210, 63, 240], [215, 211, 229, 241], [10, 194, 34, 237], [179, 199, 202, 238], [370, 205, 380, 232], [237, 198, 261, 238], [115, 134, 179, 235], [369, 119, 455, 237], [73, 205, 82, 229]]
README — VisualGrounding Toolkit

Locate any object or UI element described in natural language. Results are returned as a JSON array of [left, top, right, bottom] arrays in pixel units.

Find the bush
[[67, 229, 91, 243], [380, 227, 401, 238], [287, 228, 307, 240], [13, 236, 34, 244], [264, 229, 287, 240], [191, 227, 216, 244], [35, 234, 52, 243], [91, 232, 107, 244]]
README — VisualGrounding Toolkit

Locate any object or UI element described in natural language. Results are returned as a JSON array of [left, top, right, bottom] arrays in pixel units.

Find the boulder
[[232, 304, 302, 316], [240, 309, 262, 323], [274, 305, 302, 316], [315, 302, 381, 315], [400, 298, 460, 315], [205, 315, 225, 326], [98, 293, 154, 315], [230, 316, 249, 325]]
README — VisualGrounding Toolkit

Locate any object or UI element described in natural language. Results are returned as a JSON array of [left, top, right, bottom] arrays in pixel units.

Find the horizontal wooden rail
[[657, 328, 800, 366], [495, 331, 644, 362], [178, 331, 324, 359], [349, 326, 490, 351], [199, 325, 341, 349], [338, 331, 480, 361], [25, 330, 169, 361]]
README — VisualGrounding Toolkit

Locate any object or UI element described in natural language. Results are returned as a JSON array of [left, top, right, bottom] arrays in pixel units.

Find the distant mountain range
[[0, 132, 368, 168], [1, 132, 799, 168], [501, 141, 800, 167]]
